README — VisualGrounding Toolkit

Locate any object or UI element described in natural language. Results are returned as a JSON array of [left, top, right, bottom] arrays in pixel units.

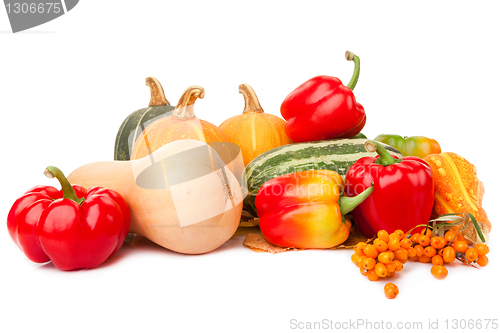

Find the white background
[[1, 1, 499, 332]]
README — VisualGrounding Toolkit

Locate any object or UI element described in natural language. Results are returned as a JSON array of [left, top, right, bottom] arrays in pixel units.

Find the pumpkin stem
[[345, 51, 361, 91], [239, 83, 264, 114], [172, 85, 205, 120], [146, 77, 170, 107], [44, 166, 85, 205]]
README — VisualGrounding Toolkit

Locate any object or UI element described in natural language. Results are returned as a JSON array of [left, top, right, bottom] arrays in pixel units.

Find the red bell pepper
[[280, 51, 366, 142], [344, 141, 435, 238], [7, 166, 130, 271]]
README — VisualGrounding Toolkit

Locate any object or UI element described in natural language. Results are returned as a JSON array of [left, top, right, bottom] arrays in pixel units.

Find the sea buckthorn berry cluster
[[407, 227, 490, 278], [351, 226, 490, 297], [351, 229, 407, 282]]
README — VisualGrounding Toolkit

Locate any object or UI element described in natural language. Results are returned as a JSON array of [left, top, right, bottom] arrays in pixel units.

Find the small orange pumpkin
[[219, 83, 292, 166], [131, 85, 228, 160]]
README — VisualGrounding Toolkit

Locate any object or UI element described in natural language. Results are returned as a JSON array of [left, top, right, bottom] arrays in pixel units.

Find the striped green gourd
[[243, 138, 403, 215], [114, 77, 175, 161]]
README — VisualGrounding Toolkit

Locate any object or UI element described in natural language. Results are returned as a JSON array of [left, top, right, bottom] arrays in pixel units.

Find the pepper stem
[[345, 51, 360, 91], [172, 85, 205, 120], [339, 183, 374, 216], [44, 166, 85, 204], [365, 140, 402, 166], [239, 83, 264, 114], [146, 77, 170, 107]]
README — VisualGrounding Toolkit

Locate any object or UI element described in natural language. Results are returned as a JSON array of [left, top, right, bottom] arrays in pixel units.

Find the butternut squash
[[68, 139, 243, 254], [219, 84, 292, 166]]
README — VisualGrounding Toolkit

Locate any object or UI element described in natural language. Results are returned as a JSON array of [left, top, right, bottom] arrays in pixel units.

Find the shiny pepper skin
[[7, 166, 130, 271], [255, 169, 372, 248]]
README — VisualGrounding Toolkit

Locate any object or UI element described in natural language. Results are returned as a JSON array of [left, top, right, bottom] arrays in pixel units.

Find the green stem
[[339, 183, 374, 216], [44, 166, 85, 204], [345, 51, 360, 90], [365, 140, 402, 166]]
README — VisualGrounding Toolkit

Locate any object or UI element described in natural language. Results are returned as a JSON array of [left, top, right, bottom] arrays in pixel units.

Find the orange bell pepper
[[255, 170, 373, 249]]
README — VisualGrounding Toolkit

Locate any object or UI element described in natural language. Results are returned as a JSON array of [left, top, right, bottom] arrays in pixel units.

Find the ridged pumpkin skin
[[423, 152, 491, 232], [219, 84, 292, 166], [131, 85, 228, 160], [114, 77, 175, 161]]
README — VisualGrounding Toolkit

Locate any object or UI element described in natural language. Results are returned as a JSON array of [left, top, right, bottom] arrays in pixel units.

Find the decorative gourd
[[114, 77, 176, 161], [423, 152, 491, 234], [67, 139, 243, 255], [131, 85, 228, 160], [219, 84, 292, 166]]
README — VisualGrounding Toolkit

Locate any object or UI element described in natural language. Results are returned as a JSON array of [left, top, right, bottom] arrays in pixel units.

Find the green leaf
[[468, 213, 486, 243]]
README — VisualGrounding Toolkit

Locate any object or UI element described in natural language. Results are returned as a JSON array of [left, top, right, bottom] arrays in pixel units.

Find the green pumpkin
[[114, 77, 176, 160]]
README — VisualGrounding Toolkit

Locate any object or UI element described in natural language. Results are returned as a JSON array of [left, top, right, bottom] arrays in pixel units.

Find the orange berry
[[387, 271, 396, 278], [355, 254, 367, 268], [477, 255, 489, 267], [431, 265, 448, 279], [465, 248, 479, 262], [430, 237, 446, 249], [453, 241, 468, 253], [388, 238, 400, 251], [394, 229, 405, 240], [455, 231, 465, 242], [363, 244, 379, 258], [394, 248, 408, 261], [418, 235, 431, 247], [411, 233, 421, 244], [388, 232, 396, 239], [360, 267, 369, 276], [384, 283, 399, 299], [444, 230, 456, 243], [421, 227, 433, 238], [414, 244, 425, 257], [418, 255, 432, 263], [424, 246, 437, 258], [351, 253, 360, 265], [407, 247, 417, 257], [354, 242, 367, 254], [367, 269, 379, 281], [442, 247, 456, 263], [400, 238, 412, 249], [373, 239, 388, 253], [362, 257, 377, 270], [385, 261, 396, 273], [432, 255, 444, 266], [378, 252, 393, 264], [408, 255, 419, 262], [393, 260, 404, 271], [474, 243, 489, 256], [377, 230, 390, 243], [375, 262, 388, 278]]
